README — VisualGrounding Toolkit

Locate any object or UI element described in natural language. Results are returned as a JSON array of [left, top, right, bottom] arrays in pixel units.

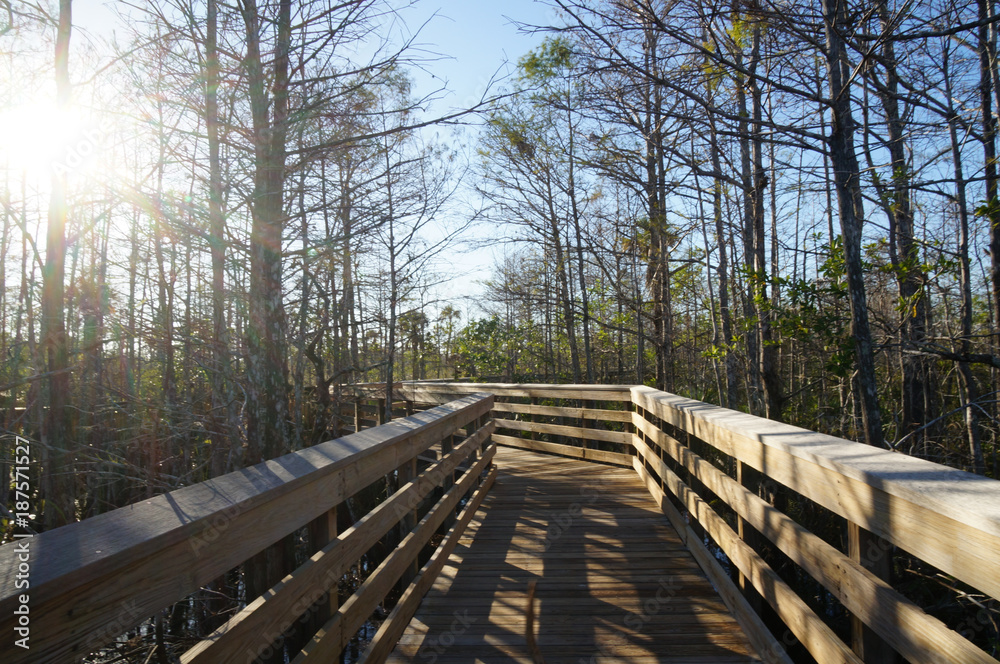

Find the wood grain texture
[[385, 447, 760, 664], [293, 443, 497, 662], [399, 381, 633, 402], [0, 395, 493, 664], [630, 459, 793, 664], [494, 417, 631, 445], [491, 402, 632, 422], [181, 422, 495, 664], [492, 434, 633, 467], [631, 386, 1000, 602], [631, 436, 861, 664], [632, 413, 996, 664], [360, 465, 499, 663]]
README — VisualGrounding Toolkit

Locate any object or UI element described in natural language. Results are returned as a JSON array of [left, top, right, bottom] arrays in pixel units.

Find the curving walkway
[[387, 446, 760, 663]]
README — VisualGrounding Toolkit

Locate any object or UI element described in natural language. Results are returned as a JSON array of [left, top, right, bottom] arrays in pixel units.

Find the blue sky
[[387, 1, 557, 311], [73, 0, 555, 112], [70, 0, 557, 314], [399, 0, 556, 110]]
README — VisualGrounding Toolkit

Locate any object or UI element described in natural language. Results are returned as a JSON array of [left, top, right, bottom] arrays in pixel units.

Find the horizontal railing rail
[[0, 393, 495, 664], [396, 381, 635, 466], [404, 381, 1000, 664]]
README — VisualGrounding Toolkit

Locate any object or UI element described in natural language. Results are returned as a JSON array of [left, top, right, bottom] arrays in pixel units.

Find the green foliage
[[770, 239, 855, 379], [974, 197, 1000, 222], [453, 317, 518, 379], [518, 37, 574, 83], [727, 15, 754, 50]]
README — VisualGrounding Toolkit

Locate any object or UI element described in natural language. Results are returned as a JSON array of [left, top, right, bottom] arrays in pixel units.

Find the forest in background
[[2, 0, 1000, 545]]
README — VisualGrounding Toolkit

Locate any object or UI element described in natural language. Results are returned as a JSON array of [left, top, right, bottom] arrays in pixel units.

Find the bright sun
[[0, 101, 105, 187]]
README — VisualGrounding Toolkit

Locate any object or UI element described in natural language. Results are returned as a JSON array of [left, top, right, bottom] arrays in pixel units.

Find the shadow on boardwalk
[[388, 446, 760, 663]]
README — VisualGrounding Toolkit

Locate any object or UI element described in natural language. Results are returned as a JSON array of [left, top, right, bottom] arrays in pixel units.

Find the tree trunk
[[822, 2, 893, 660], [42, 0, 74, 531], [241, 0, 293, 640], [979, 0, 1000, 366], [709, 117, 738, 409], [205, 0, 238, 476], [945, 43, 987, 474], [546, 172, 581, 382], [747, 23, 782, 421], [821, 0, 884, 449], [566, 78, 594, 384], [734, 14, 762, 414], [243, 0, 291, 467], [868, 0, 930, 448]]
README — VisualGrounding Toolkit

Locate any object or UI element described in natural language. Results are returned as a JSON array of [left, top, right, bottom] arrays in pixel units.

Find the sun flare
[[0, 101, 105, 187]]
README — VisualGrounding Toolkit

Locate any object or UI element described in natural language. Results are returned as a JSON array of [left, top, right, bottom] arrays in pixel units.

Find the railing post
[[530, 396, 537, 442], [736, 461, 764, 615], [464, 414, 484, 499], [683, 426, 706, 543], [306, 504, 340, 634], [397, 456, 419, 591], [848, 522, 896, 663], [440, 427, 456, 531], [354, 397, 361, 432]]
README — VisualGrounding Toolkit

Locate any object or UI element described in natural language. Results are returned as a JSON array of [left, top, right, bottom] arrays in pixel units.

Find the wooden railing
[[0, 393, 495, 664], [398, 381, 1000, 664], [394, 381, 635, 467], [5, 379, 999, 664]]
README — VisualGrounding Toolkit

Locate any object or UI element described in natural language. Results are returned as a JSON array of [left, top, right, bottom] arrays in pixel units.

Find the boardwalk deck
[[387, 447, 761, 663]]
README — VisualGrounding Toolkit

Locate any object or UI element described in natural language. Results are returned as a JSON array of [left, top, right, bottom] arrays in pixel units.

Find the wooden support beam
[[0, 395, 493, 664], [493, 417, 630, 445], [359, 465, 498, 663], [631, 410, 998, 664], [493, 434, 632, 467], [291, 443, 497, 662]]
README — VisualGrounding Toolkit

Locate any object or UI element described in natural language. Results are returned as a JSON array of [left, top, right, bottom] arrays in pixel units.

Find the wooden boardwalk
[[387, 446, 760, 663]]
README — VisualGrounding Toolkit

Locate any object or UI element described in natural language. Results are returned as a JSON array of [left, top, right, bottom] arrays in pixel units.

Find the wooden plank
[[387, 446, 761, 664], [631, 386, 1000, 602], [634, 414, 995, 664], [628, 458, 789, 664], [360, 465, 498, 663], [494, 417, 631, 445], [181, 422, 495, 664], [0, 394, 493, 664], [493, 433, 632, 466], [306, 505, 339, 629], [293, 443, 497, 662], [491, 401, 632, 422], [632, 436, 860, 664]]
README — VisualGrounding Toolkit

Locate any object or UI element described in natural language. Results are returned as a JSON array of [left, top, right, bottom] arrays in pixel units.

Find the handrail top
[[631, 386, 1000, 538], [392, 381, 1000, 539], [399, 381, 634, 401], [0, 393, 493, 605]]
